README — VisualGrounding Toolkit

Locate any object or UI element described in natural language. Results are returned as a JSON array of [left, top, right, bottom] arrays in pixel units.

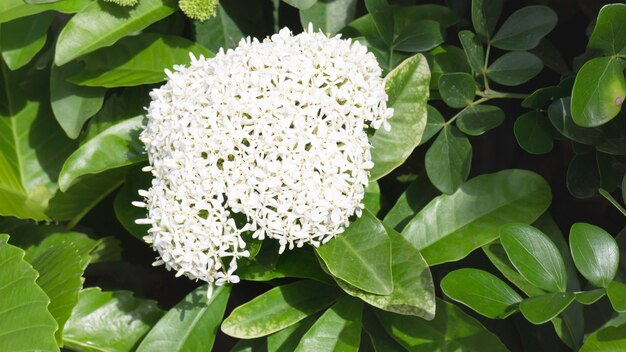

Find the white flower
[[137, 24, 393, 291]]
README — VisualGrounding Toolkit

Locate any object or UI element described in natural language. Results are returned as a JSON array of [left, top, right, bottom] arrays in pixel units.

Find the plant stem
[[445, 97, 491, 126], [476, 90, 530, 99], [482, 42, 491, 93]]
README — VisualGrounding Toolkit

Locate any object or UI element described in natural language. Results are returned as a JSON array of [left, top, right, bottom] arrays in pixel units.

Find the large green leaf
[[284, 0, 317, 10], [63, 287, 164, 352], [294, 297, 362, 352], [483, 242, 546, 297], [401, 169, 551, 265], [471, 0, 502, 42], [369, 54, 429, 180], [114, 167, 151, 240], [364, 0, 393, 46], [519, 293, 575, 325], [266, 315, 318, 352], [69, 33, 213, 88], [299, 0, 357, 35], [580, 323, 626, 352], [425, 126, 472, 194], [29, 241, 83, 345], [50, 62, 106, 139], [571, 57, 626, 127], [419, 105, 445, 146], [364, 181, 381, 215], [0, 63, 77, 220], [441, 268, 522, 319], [55, 0, 177, 65], [383, 173, 439, 232], [0, 234, 58, 352], [587, 4, 626, 56], [0, 13, 54, 70], [491, 6, 557, 51], [487, 51, 543, 86], [58, 115, 145, 192], [569, 223, 619, 288], [47, 167, 127, 223], [221, 280, 341, 339], [316, 209, 392, 295], [137, 285, 230, 352], [500, 223, 567, 293], [392, 20, 444, 53], [331, 226, 436, 319], [377, 298, 508, 351], [0, 0, 90, 23]]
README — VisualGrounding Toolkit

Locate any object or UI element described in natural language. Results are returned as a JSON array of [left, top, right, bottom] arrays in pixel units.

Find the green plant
[[0, 0, 625, 351]]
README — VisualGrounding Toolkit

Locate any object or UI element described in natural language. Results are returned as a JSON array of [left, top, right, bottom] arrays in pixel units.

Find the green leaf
[[63, 287, 164, 352], [364, 181, 381, 215], [520, 293, 576, 324], [364, 0, 394, 46], [471, 0, 502, 42], [419, 105, 445, 146], [0, 63, 77, 221], [531, 39, 571, 75], [362, 310, 405, 352], [331, 226, 436, 319], [487, 51, 543, 86], [284, 0, 317, 10], [238, 243, 331, 283], [383, 173, 439, 232], [425, 126, 472, 194], [575, 289, 606, 305], [69, 33, 213, 88], [370, 54, 429, 180], [50, 62, 106, 139], [500, 223, 568, 293], [608, 281, 626, 312], [0, 234, 58, 352], [137, 285, 230, 352], [316, 209, 392, 295], [377, 298, 508, 351], [441, 268, 522, 319], [403, 169, 551, 265], [430, 45, 472, 90], [457, 104, 505, 136], [294, 297, 362, 352], [569, 223, 619, 288], [514, 111, 554, 154], [439, 72, 476, 108], [522, 86, 563, 109], [55, 0, 177, 66], [266, 315, 318, 352], [59, 115, 145, 192], [392, 20, 444, 53], [580, 323, 626, 352], [221, 280, 340, 338], [547, 97, 605, 145], [587, 3, 626, 56], [483, 242, 547, 297], [47, 167, 127, 223], [0, 13, 54, 70], [29, 241, 83, 345], [571, 57, 626, 127], [491, 6, 557, 51], [23, 231, 99, 269], [458, 30, 485, 74], [0, 0, 90, 23], [299, 0, 357, 35]]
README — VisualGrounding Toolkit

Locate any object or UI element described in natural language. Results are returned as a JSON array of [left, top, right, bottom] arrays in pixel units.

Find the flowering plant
[[0, 0, 625, 351]]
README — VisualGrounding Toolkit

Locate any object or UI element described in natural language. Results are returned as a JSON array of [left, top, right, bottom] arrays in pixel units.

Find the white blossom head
[[136, 25, 393, 290]]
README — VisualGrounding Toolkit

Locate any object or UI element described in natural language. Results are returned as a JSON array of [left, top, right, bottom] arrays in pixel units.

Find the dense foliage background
[[0, 0, 625, 351]]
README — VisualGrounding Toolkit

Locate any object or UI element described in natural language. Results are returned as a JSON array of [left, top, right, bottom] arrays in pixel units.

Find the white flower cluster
[[136, 25, 393, 291]]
